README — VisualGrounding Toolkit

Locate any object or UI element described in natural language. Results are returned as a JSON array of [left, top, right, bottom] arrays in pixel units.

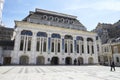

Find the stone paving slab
[[0, 66, 120, 80]]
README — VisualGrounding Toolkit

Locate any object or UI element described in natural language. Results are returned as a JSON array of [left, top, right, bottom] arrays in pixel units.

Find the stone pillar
[[45, 33, 52, 65], [93, 38, 98, 64], [89, 42, 92, 54], [11, 29, 21, 64], [30, 31, 37, 64], [83, 37, 88, 64], [73, 36, 76, 55], [61, 34, 64, 55], [47, 33, 51, 54]]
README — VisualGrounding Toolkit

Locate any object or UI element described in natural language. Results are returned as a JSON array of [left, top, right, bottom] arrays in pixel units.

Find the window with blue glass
[[21, 30, 33, 36], [51, 33, 61, 38], [37, 32, 47, 37]]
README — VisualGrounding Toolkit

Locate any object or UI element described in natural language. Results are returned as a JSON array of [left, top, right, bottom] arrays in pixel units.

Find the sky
[[2, 0, 120, 31]]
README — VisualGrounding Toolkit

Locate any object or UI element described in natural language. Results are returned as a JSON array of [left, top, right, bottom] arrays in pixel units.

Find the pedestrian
[[110, 61, 115, 71]]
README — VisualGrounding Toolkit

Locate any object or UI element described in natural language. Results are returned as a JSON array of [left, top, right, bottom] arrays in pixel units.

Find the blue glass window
[[51, 33, 61, 38], [64, 35, 73, 40], [21, 30, 33, 36], [76, 36, 83, 41], [37, 32, 47, 37]]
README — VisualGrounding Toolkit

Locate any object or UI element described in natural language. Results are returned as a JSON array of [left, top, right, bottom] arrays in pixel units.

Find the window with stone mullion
[[27, 37, 32, 51], [70, 40, 73, 53], [65, 40, 67, 53], [43, 38, 47, 52], [20, 36, 24, 51], [51, 39, 54, 52]]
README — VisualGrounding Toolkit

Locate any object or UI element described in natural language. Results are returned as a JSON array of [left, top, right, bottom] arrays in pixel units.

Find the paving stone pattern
[[0, 66, 120, 80]]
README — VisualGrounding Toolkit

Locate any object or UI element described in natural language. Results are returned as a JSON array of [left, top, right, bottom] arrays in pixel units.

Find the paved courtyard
[[0, 65, 120, 80]]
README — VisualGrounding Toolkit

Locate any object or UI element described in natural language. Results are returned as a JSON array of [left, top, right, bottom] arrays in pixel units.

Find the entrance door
[[19, 56, 29, 65], [36, 56, 45, 65], [3, 57, 11, 65], [51, 57, 59, 65], [88, 57, 93, 64], [65, 57, 72, 65], [78, 57, 84, 65]]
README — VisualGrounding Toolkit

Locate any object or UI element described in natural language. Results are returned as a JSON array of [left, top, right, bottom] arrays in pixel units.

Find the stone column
[[30, 31, 37, 64], [89, 42, 92, 54], [45, 33, 51, 64], [61, 34, 64, 55], [93, 38, 98, 64], [73, 36, 76, 55], [47, 33, 51, 54], [83, 37, 88, 64], [11, 29, 21, 64]]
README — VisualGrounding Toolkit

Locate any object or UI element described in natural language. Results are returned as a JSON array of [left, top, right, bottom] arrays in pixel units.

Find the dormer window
[[64, 19, 69, 24], [48, 16, 53, 21], [42, 15, 48, 20], [54, 17, 59, 22], [59, 18, 64, 23]]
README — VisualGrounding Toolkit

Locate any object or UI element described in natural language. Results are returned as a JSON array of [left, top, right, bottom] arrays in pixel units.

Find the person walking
[[110, 61, 115, 71]]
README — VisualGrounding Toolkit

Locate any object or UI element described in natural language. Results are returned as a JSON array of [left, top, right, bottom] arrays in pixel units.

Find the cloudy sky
[[2, 0, 120, 31]]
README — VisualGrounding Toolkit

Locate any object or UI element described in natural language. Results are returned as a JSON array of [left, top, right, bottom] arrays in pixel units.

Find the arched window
[[51, 33, 61, 38], [21, 30, 33, 36], [64, 35, 73, 40], [76, 36, 83, 41], [51, 33, 61, 53], [20, 30, 32, 51], [48, 16, 53, 21], [42, 15, 48, 20], [64, 35, 73, 53], [36, 32, 47, 52], [59, 18, 64, 23], [54, 17, 59, 22], [37, 32, 47, 37], [64, 19, 69, 24], [76, 36, 83, 54], [87, 38, 93, 54], [87, 38, 93, 42]]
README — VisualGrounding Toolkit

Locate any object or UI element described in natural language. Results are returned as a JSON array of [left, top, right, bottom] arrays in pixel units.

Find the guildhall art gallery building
[[0, 8, 101, 65]]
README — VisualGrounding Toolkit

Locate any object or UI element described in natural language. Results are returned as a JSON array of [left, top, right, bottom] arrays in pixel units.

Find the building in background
[[101, 38, 120, 66], [93, 21, 120, 66], [0, 25, 14, 65], [92, 20, 120, 44]]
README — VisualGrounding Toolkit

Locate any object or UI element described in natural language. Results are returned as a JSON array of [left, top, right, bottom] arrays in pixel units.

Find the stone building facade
[[0, 8, 101, 65], [10, 8, 100, 65]]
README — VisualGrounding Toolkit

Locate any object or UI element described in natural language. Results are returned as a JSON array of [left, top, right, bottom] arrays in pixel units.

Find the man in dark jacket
[[110, 61, 115, 71]]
